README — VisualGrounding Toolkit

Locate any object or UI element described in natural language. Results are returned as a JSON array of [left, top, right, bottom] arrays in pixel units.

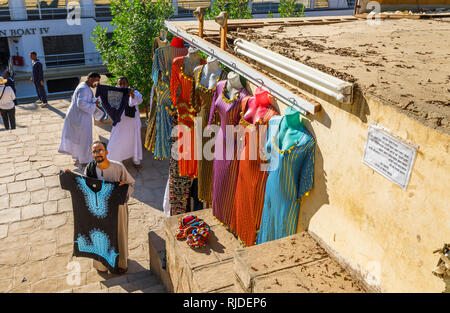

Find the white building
[[0, 0, 115, 102]]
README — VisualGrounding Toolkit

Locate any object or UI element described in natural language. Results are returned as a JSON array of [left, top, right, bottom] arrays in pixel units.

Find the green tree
[[279, 0, 304, 17], [92, 0, 174, 109], [205, 0, 253, 20]]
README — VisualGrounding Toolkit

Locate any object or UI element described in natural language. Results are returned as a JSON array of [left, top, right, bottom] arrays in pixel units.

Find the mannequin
[[207, 74, 249, 226], [224, 71, 243, 101], [159, 29, 167, 41], [257, 108, 315, 245], [192, 60, 227, 206], [199, 56, 222, 89], [277, 106, 304, 151], [230, 89, 279, 247], [183, 47, 201, 77], [242, 87, 274, 124], [170, 47, 205, 179]]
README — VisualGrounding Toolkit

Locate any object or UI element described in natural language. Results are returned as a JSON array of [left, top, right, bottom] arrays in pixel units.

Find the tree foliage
[[92, 0, 174, 108], [205, 0, 252, 20], [279, 0, 305, 17]]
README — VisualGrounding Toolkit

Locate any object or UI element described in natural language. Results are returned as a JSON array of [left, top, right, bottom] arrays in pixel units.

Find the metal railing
[[0, 1, 355, 22], [44, 51, 103, 68]]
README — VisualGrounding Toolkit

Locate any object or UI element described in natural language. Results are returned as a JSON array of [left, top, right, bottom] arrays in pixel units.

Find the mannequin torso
[[242, 88, 272, 124], [199, 57, 222, 89], [277, 107, 304, 151], [183, 48, 201, 77], [224, 71, 243, 100]]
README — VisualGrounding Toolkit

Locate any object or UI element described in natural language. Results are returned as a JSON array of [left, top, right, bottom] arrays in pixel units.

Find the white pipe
[[235, 47, 345, 102], [235, 39, 351, 93], [234, 39, 353, 102]]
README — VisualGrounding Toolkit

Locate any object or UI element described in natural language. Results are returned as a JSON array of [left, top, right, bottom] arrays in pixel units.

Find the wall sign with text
[[362, 124, 418, 190]]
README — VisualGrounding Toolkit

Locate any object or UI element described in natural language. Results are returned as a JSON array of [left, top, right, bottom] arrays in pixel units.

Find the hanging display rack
[[164, 21, 319, 115]]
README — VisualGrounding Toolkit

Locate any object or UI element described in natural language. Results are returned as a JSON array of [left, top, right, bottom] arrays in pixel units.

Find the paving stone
[[57, 198, 72, 213], [0, 246, 30, 266], [0, 224, 7, 239], [0, 265, 14, 281], [0, 184, 6, 196], [29, 242, 57, 262], [14, 163, 32, 175], [9, 191, 31, 208], [56, 224, 74, 246], [15, 170, 41, 182], [42, 214, 67, 229], [29, 228, 56, 245], [48, 187, 67, 201], [0, 163, 14, 177], [21, 204, 44, 220], [9, 284, 31, 293], [38, 166, 60, 177], [26, 178, 45, 192], [0, 279, 13, 292], [72, 282, 103, 293], [0, 208, 20, 224], [42, 255, 72, 278], [30, 189, 49, 204], [7, 181, 26, 194], [0, 175, 15, 184], [44, 175, 60, 188], [30, 278, 58, 293], [43, 201, 58, 215], [56, 272, 87, 292], [13, 261, 43, 288], [7, 219, 42, 236]]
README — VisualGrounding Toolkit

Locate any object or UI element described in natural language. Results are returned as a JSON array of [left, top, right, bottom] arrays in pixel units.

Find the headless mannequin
[[225, 71, 243, 100], [159, 29, 167, 42], [199, 56, 222, 89], [277, 107, 304, 150], [183, 47, 201, 77], [243, 87, 274, 124]]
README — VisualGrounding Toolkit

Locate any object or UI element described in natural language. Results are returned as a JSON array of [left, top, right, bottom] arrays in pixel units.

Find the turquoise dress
[[257, 115, 315, 244], [151, 45, 187, 159]]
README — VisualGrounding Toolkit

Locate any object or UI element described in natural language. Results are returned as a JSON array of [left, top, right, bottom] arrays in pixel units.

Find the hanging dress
[[144, 37, 170, 154], [170, 56, 205, 178], [191, 65, 227, 206], [230, 95, 278, 247], [208, 80, 249, 226], [256, 115, 315, 245], [145, 45, 187, 159]]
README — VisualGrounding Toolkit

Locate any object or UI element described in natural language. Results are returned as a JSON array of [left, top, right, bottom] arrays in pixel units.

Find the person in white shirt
[[0, 77, 16, 130], [58, 72, 101, 165], [107, 77, 144, 169]]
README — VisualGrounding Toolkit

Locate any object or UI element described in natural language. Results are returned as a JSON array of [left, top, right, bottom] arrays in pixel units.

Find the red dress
[[170, 56, 205, 178], [230, 93, 278, 246]]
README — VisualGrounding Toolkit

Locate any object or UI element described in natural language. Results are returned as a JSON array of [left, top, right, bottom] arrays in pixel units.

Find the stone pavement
[[0, 99, 169, 293]]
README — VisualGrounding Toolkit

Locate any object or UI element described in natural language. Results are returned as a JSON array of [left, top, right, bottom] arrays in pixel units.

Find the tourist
[[107, 76, 143, 169], [0, 77, 16, 130], [3, 71, 17, 106], [29, 51, 48, 107], [85, 140, 135, 274], [58, 72, 101, 166]]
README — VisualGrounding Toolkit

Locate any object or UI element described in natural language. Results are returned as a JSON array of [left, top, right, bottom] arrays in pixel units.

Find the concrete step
[[134, 284, 166, 293]]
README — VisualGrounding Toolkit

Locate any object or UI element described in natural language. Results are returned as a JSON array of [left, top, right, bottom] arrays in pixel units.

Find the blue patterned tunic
[[151, 45, 188, 159], [257, 115, 315, 244]]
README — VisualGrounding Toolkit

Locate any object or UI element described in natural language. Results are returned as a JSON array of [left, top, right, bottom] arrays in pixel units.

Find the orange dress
[[230, 95, 278, 247], [170, 56, 205, 178]]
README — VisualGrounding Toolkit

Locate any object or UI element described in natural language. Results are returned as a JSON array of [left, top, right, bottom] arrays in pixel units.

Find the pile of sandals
[[175, 215, 210, 249]]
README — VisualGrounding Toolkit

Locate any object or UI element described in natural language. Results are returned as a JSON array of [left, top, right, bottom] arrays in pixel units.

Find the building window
[[42, 34, 85, 67], [47, 77, 80, 93], [0, 0, 10, 21], [95, 0, 112, 21], [26, 0, 68, 20]]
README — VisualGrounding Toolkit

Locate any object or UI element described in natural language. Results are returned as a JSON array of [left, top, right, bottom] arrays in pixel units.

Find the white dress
[[107, 90, 143, 165], [58, 82, 97, 164]]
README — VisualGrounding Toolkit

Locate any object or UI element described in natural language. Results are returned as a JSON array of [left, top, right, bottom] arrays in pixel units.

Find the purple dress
[[208, 80, 249, 225]]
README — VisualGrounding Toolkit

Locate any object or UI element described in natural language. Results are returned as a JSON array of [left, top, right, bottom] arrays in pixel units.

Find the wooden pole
[[199, 8, 204, 38], [220, 12, 228, 51]]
